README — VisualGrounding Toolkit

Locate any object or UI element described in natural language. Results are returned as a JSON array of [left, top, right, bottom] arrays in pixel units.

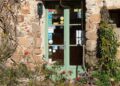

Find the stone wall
[[5, 0, 120, 68], [105, 0, 120, 9], [105, 0, 120, 59], [85, 0, 102, 66], [85, 0, 120, 66], [6, 0, 45, 70]]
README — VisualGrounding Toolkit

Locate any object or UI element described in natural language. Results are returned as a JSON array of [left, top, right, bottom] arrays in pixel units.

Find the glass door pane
[[48, 8, 64, 64], [69, 1, 83, 65], [70, 46, 83, 65]]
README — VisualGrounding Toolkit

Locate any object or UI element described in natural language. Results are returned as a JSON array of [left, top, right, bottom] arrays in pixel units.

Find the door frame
[[44, 9, 85, 79]]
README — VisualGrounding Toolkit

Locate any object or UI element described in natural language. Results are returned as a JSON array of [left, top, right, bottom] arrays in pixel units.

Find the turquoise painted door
[[45, 9, 65, 64], [44, 1, 85, 78], [45, 9, 84, 63]]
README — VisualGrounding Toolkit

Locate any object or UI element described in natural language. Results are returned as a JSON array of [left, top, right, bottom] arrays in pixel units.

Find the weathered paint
[[45, 9, 84, 79], [64, 9, 70, 68], [45, 9, 49, 61]]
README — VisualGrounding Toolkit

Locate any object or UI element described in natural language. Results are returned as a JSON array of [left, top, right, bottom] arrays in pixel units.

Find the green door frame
[[64, 9, 70, 69], [45, 9, 70, 67], [45, 9, 49, 61], [44, 9, 84, 79]]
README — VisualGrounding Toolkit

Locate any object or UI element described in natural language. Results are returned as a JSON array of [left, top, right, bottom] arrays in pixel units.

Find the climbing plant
[[98, 21, 118, 72], [93, 3, 120, 86], [98, 2, 119, 74]]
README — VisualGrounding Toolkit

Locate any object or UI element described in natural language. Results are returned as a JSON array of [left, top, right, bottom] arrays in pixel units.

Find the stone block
[[36, 33, 41, 38], [34, 48, 42, 55], [33, 55, 43, 64], [96, 0, 102, 3], [17, 15, 24, 23], [5, 58, 14, 68], [86, 40, 97, 51], [35, 38, 42, 48], [11, 54, 22, 63], [21, 2, 30, 14], [89, 14, 101, 23], [85, 54, 97, 66], [86, 30, 98, 40], [25, 47, 34, 53], [17, 29, 26, 37], [18, 37, 31, 47], [105, 0, 120, 9], [26, 62, 36, 71], [116, 47, 120, 60], [32, 23, 40, 32], [86, 23, 98, 31]]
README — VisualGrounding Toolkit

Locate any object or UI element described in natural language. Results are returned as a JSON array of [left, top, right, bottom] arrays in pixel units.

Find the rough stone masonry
[[6, 0, 120, 68]]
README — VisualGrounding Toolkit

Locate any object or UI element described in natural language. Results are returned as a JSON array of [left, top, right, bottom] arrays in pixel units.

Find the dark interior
[[70, 8, 82, 24], [52, 26, 64, 44], [43, 0, 82, 9], [52, 14, 63, 24], [109, 9, 120, 27], [70, 46, 83, 65], [69, 1, 85, 65], [49, 46, 64, 64]]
